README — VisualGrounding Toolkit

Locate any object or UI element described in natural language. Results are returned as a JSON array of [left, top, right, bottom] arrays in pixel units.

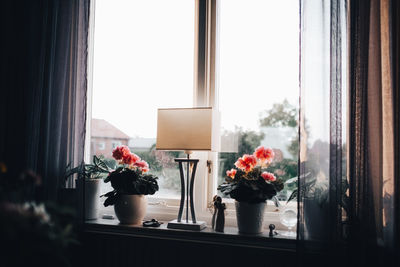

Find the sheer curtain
[[298, 0, 347, 245], [0, 0, 90, 201]]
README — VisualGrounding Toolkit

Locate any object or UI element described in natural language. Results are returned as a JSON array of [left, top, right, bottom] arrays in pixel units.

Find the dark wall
[[81, 231, 301, 267]]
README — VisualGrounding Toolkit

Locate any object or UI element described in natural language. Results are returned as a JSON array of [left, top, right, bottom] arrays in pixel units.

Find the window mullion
[[194, 0, 218, 108], [193, 0, 219, 211]]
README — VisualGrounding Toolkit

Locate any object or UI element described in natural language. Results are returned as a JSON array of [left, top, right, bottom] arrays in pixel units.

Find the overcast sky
[[91, 0, 300, 139]]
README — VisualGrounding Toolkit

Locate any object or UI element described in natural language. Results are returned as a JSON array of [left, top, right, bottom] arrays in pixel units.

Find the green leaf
[[93, 155, 100, 165], [287, 190, 298, 203], [93, 155, 109, 172], [285, 176, 298, 184], [100, 190, 115, 198], [271, 196, 281, 207]]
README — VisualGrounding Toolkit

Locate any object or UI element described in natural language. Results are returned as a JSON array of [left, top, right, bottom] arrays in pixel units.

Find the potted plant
[[218, 146, 284, 234], [65, 155, 113, 220], [1, 164, 78, 266], [101, 145, 159, 225], [286, 170, 350, 240]]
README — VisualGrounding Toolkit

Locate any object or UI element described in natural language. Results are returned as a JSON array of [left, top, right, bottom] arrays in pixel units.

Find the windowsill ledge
[[84, 218, 296, 251]]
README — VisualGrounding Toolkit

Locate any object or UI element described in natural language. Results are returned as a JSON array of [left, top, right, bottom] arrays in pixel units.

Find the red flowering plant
[[101, 145, 159, 207], [218, 146, 284, 203]]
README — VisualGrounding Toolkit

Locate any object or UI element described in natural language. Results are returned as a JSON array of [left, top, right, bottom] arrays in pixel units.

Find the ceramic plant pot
[[235, 201, 266, 234], [114, 194, 147, 225], [84, 178, 101, 220]]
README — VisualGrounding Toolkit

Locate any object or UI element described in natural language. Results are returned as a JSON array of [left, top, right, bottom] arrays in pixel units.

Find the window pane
[[91, 0, 194, 200], [217, 0, 299, 202]]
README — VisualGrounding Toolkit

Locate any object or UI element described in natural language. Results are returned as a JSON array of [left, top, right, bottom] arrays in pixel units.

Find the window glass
[[98, 142, 105, 150], [111, 141, 122, 150], [91, 0, 195, 200], [217, 0, 300, 202]]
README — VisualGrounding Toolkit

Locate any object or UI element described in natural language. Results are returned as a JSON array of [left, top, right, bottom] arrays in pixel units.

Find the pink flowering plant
[[102, 145, 158, 207], [218, 146, 284, 203]]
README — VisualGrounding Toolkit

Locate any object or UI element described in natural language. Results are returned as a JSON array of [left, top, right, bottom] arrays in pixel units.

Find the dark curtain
[[0, 0, 89, 201], [348, 0, 399, 265], [394, 0, 400, 256]]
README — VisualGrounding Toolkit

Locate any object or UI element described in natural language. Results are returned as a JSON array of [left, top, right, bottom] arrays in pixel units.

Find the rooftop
[[91, 119, 130, 139]]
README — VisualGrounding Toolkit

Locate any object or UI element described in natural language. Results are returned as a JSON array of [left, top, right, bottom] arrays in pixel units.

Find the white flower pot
[[235, 201, 266, 234], [84, 179, 101, 220], [114, 194, 147, 225]]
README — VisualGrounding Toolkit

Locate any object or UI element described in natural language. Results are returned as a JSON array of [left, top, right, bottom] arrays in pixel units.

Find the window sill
[[99, 199, 298, 232], [84, 218, 296, 251]]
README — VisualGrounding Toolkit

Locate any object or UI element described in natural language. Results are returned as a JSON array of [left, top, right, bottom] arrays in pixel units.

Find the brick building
[[90, 119, 130, 159]]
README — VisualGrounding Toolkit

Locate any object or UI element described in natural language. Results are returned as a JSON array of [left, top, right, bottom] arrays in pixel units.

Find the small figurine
[[269, 224, 277, 237], [211, 197, 217, 230], [211, 195, 226, 232]]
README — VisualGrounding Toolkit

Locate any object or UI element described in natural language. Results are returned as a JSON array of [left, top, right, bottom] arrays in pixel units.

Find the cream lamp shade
[[156, 107, 220, 152]]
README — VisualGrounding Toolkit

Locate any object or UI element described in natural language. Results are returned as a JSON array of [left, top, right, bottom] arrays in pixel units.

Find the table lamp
[[156, 107, 220, 231]]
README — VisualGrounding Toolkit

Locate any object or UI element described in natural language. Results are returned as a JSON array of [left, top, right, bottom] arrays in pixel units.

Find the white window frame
[[88, 0, 297, 231]]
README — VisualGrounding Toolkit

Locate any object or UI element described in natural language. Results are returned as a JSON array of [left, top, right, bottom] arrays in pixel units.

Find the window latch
[[207, 160, 212, 174]]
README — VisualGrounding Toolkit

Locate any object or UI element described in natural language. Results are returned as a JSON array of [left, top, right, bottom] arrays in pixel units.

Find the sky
[[91, 0, 300, 139]]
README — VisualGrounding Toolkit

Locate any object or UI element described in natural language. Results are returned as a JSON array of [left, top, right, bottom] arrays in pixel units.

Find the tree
[[136, 144, 182, 192], [259, 99, 297, 128], [259, 99, 299, 160]]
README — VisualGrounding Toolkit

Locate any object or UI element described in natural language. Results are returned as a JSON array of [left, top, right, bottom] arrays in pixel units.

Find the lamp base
[[167, 219, 206, 231]]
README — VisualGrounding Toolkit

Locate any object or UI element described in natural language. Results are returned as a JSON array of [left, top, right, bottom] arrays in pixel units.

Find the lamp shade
[[156, 107, 220, 151]]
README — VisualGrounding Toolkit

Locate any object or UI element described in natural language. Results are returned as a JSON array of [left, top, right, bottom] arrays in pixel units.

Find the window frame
[[88, 0, 298, 231]]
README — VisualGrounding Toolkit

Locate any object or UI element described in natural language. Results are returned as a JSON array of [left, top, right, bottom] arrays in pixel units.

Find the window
[[98, 142, 105, 150], [88, 0, 314, 232], [216, 0, 299, 197], [90, 0, 195, 214], [111, 141, 121, 150], [212, 0, 299, 229]]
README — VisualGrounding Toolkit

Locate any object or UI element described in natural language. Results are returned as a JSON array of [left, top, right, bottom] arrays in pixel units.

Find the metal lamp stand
[[167, 153, 206, 231]]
